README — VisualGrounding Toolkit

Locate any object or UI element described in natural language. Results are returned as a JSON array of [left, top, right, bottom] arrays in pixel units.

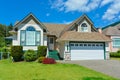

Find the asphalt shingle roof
[[44, 23, 67, 37], [57, 31, 111, 42], [103, 26, 120, 36]]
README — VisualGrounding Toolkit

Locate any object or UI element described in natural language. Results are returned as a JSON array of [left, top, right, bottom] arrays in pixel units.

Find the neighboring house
[[10, 13, 111, 60], [103, 21, 120, 52]]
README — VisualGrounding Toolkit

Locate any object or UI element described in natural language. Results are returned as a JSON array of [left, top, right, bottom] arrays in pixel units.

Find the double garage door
[[70, 43, 105, 60]]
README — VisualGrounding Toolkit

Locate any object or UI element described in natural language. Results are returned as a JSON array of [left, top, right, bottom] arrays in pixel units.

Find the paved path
[[62, 60, 120, 79]]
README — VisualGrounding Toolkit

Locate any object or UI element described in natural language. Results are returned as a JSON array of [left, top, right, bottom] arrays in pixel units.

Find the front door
[[49, 37, 54, 50]]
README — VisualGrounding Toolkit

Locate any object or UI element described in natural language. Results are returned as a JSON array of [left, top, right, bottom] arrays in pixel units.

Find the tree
[[0, 36, 5, 47], [0, 23, 13, 48], [6, 23, 13, 37]]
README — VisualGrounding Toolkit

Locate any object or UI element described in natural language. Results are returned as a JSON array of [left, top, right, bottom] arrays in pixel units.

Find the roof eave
[[57, 39, 111, 42]]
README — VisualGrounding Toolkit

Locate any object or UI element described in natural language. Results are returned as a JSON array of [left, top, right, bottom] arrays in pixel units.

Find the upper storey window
[[81, 23, 88, 32]]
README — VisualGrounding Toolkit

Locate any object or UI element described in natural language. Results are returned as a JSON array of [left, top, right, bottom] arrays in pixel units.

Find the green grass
[[111, 57, 120, 61], [0, 59, 117, 80]]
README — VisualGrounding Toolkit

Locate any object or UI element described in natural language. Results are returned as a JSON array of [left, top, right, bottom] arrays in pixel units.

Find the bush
[[11, 46, 23, 62], [117, 50, 120, 53], [24, 49, 37, 62], [42, 58, 56, 64], [110, 52, 120, 58], [2, 52, 8, 59], [1, 47, 9, 59], [37, 46, 47, 57], [38, 57, 45, 63]]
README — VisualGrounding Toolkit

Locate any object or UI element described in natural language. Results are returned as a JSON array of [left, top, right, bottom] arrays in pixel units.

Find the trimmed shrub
[[37, 46, 47, 57], [117, 50, 120, 53], [11, 46, 23, 62], [42, 58, 56, 64], [24, 49, 37, 62], [38, 57, 45, 63], [110, 52, 120, 58]]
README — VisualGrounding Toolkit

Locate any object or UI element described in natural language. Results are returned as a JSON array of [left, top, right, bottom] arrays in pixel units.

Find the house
[[103, 21, 120, 52], [10, 13, 111, 60]]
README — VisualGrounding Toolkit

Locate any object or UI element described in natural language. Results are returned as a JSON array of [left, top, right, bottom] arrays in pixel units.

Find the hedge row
[[10, 46, 47, 62], [110, 52, 120, 58], [110, 50, 120, 58]]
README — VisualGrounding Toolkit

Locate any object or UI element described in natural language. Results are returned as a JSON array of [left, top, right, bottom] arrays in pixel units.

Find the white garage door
[[70, 43, 104, 60]]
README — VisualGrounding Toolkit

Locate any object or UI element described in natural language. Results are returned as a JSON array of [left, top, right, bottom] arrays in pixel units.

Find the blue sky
[[0, 0, 120, 28]]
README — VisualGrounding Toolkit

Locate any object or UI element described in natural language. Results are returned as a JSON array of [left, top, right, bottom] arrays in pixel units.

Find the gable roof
[[64, 14, 97, 31], [102, 20, 120, 30], [57, 31, 111, 42], [44, 23, 67, 37], [103, 26, 120, 36], [59, 14, 97, 37], [14, 13, 48, 32]]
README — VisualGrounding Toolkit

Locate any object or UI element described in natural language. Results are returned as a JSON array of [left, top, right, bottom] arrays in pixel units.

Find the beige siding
[[13, 19, 46, 50], [58, 42, 65, 58]]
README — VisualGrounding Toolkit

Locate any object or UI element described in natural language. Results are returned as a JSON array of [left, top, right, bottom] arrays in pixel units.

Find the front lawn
[[0, 59, 117, 80], [111, 57, 120, 61]]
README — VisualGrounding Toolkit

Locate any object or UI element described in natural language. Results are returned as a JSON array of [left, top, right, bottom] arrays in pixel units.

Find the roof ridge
[[43, 23, 67, 25], [102, 20, 120, 30]]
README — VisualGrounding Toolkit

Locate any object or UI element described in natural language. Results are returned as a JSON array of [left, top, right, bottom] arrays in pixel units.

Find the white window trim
[[112, 38, 120, 48]]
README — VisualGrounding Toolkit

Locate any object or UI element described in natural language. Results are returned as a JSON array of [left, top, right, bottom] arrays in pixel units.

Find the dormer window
[[81, 23, 88, 32]]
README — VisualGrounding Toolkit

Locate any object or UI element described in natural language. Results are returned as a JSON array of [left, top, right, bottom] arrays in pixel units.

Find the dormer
[[65, 14, 97, 33], [78, 19, 91, 32]]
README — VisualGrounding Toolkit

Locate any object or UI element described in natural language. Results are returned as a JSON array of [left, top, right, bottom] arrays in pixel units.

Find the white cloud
[[51, 0, 65, 11], [63, 21, 72, 24], [100, 0, 113, 6], [102, 0, 120, 20], [119, 16, 120, 19], [50, 0, 120, 21], [51, 0, 101, 12], [46, 13, 50, 16]]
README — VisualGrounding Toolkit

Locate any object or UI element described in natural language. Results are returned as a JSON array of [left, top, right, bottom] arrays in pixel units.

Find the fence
[[0, 52, 10, 60]]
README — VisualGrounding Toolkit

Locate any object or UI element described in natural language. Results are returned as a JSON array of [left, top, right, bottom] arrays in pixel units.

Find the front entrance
[[48, 37, 55, 50]]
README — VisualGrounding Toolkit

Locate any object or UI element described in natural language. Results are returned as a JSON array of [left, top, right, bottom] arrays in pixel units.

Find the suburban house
[[103, 21, 120, 52], [10, 13, 111, 60]]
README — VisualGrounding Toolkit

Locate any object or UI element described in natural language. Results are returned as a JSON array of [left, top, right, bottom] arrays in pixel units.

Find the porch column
[[64, 41, 71, 60]]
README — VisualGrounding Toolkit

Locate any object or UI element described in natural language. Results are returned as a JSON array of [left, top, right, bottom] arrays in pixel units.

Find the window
[[36, 31, 41, 45], [84, 44, 87, 46], [113, 38, 120, 48], [96, 44, 99, 47], [92, 44, 95, 46], [75, 44, 78, 46], [79, 44, 83, 46], [21, 31, 25, 45], [20, 26, 41, 46], [81, 23, 88, 32], [100, 44, 103, 46], [88, 44, 91, 46], [50, 37, 54, 44], [70, 44, 74, 46]]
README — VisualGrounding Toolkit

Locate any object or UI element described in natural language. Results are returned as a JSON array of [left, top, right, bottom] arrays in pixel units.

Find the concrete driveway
[[63, 60, 120, 79]]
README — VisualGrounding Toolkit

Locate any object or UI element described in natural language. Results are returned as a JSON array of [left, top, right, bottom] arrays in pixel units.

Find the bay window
[[20, 26, 41, 46]]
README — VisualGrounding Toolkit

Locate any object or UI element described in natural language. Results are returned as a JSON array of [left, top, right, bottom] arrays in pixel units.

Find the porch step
[[48, 50, 60, 60]]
